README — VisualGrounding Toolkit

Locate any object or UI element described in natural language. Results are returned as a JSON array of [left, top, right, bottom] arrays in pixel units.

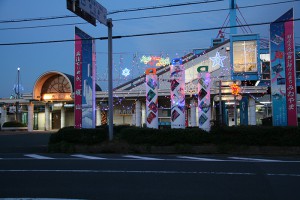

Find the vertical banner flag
[[284, 10, 297, 126], [74, 27, 96, 129], [197, 66, 211, 132], [239, 96, 249, 125], [170, 58, 185, 129], [146, 68, 158, 129], [270, 9, 297, 126]]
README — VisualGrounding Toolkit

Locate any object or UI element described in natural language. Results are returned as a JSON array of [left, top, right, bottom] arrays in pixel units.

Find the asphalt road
[[0, 132, 300, 200], [0, 131, 52, 153], [0, 154, 300, 200]]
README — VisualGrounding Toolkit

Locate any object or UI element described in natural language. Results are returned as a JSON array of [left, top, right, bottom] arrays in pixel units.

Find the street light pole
[[16, 67, 20, 122], [17, 67, 20, 99]]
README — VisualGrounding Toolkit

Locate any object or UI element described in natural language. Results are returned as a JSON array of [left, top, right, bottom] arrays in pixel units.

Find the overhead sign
[[66, 0, 96, 26], [79, 0, 107, 25]]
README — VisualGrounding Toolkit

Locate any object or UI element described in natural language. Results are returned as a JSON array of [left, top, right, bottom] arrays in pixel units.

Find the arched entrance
[[32, 71, 74, 130]]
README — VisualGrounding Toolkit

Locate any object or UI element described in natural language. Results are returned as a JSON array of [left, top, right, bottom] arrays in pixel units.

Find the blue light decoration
[[122, 68, 130, 77], [209, 52, 227, 68]]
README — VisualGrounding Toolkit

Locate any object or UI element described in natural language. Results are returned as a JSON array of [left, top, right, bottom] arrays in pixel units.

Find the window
[[41, 75, 71, 94], [233, 40, 257, 73]]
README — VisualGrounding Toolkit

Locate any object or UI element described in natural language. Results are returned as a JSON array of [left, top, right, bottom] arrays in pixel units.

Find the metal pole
[[107, 18, 113, 141], [219, 80, 222, 125], [16, 67, 20, 122], [17, 67, 20, 99], [234, 94, 237, 126]]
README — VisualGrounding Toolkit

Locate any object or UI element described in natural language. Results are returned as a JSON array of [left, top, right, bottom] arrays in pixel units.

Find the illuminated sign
[[140, 56, 170, 67], [43, 93, 72, 101]]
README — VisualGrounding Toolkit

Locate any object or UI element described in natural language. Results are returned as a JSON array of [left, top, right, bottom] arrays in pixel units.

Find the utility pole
[[107, 18, 114, 141]]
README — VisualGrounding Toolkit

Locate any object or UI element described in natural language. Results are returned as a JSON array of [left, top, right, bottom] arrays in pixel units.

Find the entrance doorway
[[52, 111, 61, 129]]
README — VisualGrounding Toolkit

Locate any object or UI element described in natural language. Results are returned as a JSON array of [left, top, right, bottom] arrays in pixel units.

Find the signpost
[[66, 0, 114, 140], [66, 0, 96, 26], [79, 0, 107, 25]]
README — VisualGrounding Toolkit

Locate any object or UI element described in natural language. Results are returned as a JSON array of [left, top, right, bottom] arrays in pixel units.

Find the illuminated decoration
[[122, 68, 130, 77], [170, 58, 185, 129], [145, 68, 158, 129], [233, 41, 257, 72], [101, 111, 107, 125], [209, 52, 227, 68], [140, 55, 170, 67], [197, 66, 211, 132], [230, 83, 240, 95]]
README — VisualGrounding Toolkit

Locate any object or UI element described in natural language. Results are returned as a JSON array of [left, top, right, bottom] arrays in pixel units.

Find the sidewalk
[[0, 130, 57, 135]]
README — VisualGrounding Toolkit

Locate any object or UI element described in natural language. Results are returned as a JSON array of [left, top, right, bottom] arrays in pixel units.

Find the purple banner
[[74, 27, 96, 129]]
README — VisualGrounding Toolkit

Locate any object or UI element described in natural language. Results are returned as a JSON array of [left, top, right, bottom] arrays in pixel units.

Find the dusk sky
[[0, 0, 299, 98]]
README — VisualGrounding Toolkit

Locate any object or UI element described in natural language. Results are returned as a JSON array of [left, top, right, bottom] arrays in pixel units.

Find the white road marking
[[24, 154, 54, 159], [0, 198, 82, 200], [267, 173, 300, 177], [228, 157, 282, 162], [123, 155, 164, 160], [178, 156, 224, 161], [2, 169, 300, 177], [0, 169, 255, 176], [0, 198, 80, 200], [71, 154, 106, 160]]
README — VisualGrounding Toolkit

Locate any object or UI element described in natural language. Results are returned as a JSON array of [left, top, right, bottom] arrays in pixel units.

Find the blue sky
[[0, 0, 299, 98]]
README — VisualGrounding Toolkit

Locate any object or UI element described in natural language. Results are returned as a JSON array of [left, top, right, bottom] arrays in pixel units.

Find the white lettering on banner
[[285, 33, 296, 111]]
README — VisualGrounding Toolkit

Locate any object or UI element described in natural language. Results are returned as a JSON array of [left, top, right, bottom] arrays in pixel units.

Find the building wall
[[65, 111, 74, 127], [38, 113, 45, 130]]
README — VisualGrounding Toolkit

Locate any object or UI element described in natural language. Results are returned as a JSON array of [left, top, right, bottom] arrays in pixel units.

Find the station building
[[1, 36, 299, 130]]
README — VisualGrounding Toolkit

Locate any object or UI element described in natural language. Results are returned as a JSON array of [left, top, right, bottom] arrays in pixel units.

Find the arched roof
[[33, 71, 101, 101]]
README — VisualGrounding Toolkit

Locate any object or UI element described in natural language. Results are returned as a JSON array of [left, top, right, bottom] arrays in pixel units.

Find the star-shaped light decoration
[[122, 68, 130, 77], [209, 52, 227, 68]]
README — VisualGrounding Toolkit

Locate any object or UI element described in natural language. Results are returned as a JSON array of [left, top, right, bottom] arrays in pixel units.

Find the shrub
[[49, 127, 108, 145], [49, 125, 300, 148], [2, 121, 27, 127], [117, 127, 213, 146]]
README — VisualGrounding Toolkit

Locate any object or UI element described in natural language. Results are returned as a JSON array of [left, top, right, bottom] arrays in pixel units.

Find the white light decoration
[[209, 51, 227, 68], [170, 58, 185, 129], [122, 68, 130, 77], [197, 66, 211, 132], [145, 68, 158, 129]]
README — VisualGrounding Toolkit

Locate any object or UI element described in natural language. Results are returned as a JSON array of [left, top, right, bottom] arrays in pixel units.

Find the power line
[[0, 22, 88, 31], [0, 18, 299, 46], [0, 15, 76, 24], [108, 0, 224, 14], [0, 0, 297, 32], [114, 0, 300, 21], [0, 0, 223, 24]]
